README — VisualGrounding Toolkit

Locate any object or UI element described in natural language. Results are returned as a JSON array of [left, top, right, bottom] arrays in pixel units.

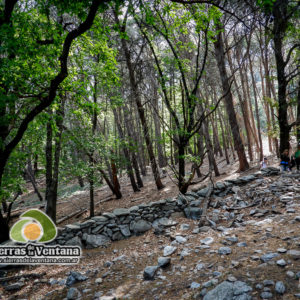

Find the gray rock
[[237, 242, 247, 247], [132, 220, 152, 234], [180, 224, 190, 231], [295, 216, 300, 222], [158, 257, 171, 268], [184, 207, 203, 220], [143, 266, 158, 280], [200, 237, 214, 245], [203, 280, 252, 300], [113, 208, 129, 217], [112, 231, 124, 241], [65, 236, 83, 248], [4, 282, 23, 291], [102, 212, 116, 219], [287, 249, 300, 259], [197, 187, 210, 197], [263, 280, 274, 286], [65, 224, 81, 232], [92, 216, 109, 223], [260, 292, 273, 299], [92, 224, 105, 234], [275, 281, 285, 294], [67, 287, 81, 299], [152, 217, 177, 228], [85, 234, 111, 248], [218, 247, 232, 255], [190, 282, 201, 289], [199, 226, 211, 233], [276, 259, 287, 267], [119, 225, 131, 237], [260, 252, 279, 263], [175, 235, 187, 244], [296, 271, 300, 279], [233, 281, 252, 295], [277, 248, 287, 253], [66, 271, 88, 286], [203, 281, 233, 300], [80, 219, 95, 228], [225, 236, 238, 244], [190, 200, 202, 207], [163, 245, 177, 256], [234, 295, 252, 300], [286, 271, 295, 278]]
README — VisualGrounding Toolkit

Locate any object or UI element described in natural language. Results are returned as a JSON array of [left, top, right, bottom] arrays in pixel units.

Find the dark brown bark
[[123, 106, 144, 188], [248, 49, 264, 161], [226, 40, 253, 162], [213, 26, 249, 171], [116, 14, 164, 190], [26, 160, 43, 202], [45, 99, 65, 223], [113, 108, 140, 192], [272, 0, 290, 154], [218, 109, 230, 164]]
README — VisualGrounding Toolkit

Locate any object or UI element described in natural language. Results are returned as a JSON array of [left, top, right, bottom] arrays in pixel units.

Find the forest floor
[[1, 146, 300, 299], [1, 165, 300, 299], [9, 147, 278, 228]]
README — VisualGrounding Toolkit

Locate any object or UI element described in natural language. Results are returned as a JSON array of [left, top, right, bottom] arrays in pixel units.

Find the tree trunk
[[123, 106, 144, 188], [272, 0, 289, 153], [202, 121, 220, 176], [45, 99, 65, 223], [218, 109, 230, 164], [248, 51, 264, 161], [113, 108, 140, 192], [213, 26, 249, 171], [119, 27, 164, 190]]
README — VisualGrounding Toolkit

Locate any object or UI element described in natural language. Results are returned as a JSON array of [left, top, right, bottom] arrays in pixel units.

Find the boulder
[[203, 281, 252, 300], [65, 236, 83, 248], [143, 266, 158, 280], [132, 220, 152, 234], [158, 257, 171, 268], [85, 234, 111, 248], [184, 207, 202, 220]]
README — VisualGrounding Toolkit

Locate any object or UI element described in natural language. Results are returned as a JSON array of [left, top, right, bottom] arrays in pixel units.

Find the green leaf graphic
[[10, 219, 31, 243], [21, 209, 57, 242]]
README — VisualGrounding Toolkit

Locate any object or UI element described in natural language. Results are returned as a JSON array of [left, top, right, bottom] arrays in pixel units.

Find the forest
[[0, 0, 299, 299]]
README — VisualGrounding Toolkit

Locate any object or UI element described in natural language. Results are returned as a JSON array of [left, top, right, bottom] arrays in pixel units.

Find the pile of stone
[[55, 168, 282, 249], [55, 199, 189, 248]]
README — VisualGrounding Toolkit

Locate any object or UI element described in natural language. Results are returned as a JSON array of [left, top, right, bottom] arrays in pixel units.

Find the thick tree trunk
[[45, 100, 65, 223], [153, 83, 167, 168], [248, 52, 264, 161], [297, 81, 300, 141], [178, 141, 187, 193], [119, 30, 164, 190], [0, 210, 9, 243], [213, 27, 249, 171], [272, 0, 290, 154], [226, 42, 253, 162]]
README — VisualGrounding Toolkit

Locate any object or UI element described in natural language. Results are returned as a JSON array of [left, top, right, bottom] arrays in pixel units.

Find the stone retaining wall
[[55, 167, 280, 249]]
